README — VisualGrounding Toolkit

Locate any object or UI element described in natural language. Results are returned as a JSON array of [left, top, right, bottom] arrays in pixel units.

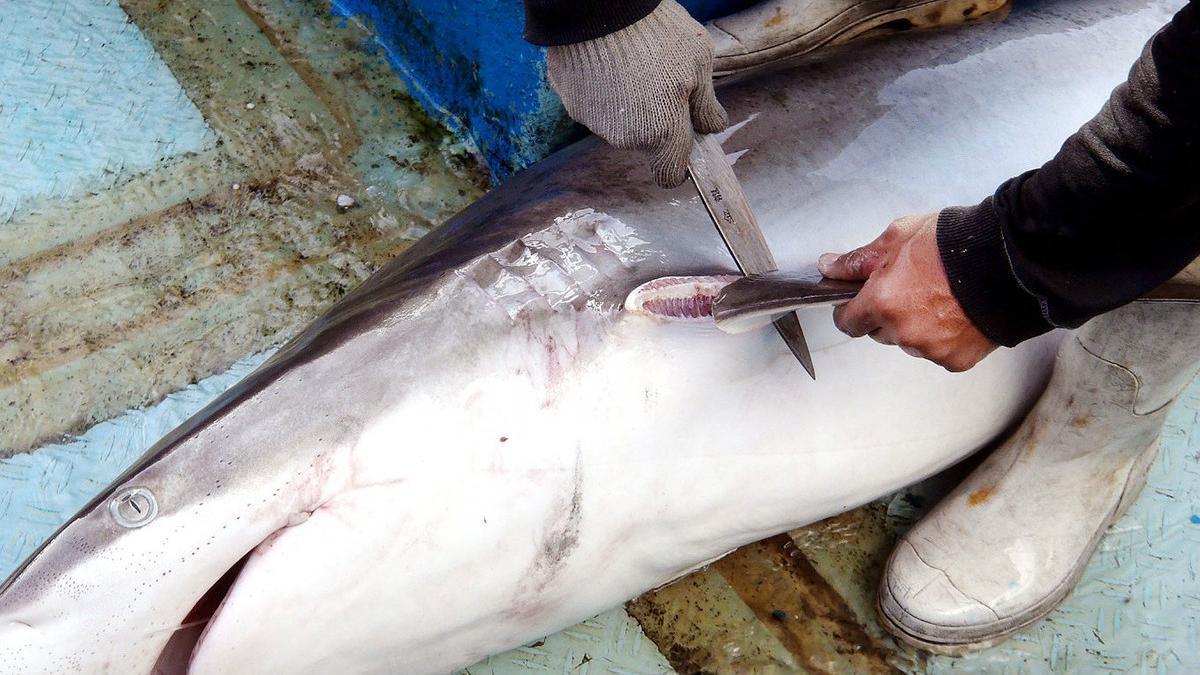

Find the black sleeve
[[522, 0, 662, 46], [937, 0, 1200, 347]]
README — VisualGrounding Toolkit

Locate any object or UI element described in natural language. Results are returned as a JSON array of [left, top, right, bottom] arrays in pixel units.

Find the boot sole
[[712, 0, 1009, 78], [876, 441, 1160, 656]]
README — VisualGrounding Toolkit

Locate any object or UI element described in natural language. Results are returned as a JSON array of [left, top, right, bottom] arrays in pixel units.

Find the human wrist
[[936, 200, 1053, 347], [524, 0, 663, 47]]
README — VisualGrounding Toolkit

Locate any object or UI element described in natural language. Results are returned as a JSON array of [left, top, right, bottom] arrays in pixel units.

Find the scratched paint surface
[[0, 0, 486, 456], [0, 0, 215, 222], [463, 609, 671, 675]]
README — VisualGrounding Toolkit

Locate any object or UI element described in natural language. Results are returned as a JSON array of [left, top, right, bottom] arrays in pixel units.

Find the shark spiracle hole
[[624, 275, 740, 322]]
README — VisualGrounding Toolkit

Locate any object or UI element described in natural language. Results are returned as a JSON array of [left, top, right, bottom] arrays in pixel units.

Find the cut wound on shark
[[624, 275, 740, 321]]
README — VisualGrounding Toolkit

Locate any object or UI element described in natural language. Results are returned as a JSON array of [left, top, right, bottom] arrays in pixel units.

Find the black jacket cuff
[[936, 200, 1054, 347], [523, 0, 662, 46]]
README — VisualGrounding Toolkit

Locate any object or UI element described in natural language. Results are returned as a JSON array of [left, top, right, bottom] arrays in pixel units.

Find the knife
[[687, 133, 817, 379], [712, 270, 864, 335]]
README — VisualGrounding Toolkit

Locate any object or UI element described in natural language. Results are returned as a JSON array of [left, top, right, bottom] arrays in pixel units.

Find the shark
[[0, 0, 1176, 670]]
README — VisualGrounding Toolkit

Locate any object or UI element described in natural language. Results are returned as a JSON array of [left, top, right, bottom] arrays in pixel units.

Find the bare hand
[[818, 212, 997, 372]]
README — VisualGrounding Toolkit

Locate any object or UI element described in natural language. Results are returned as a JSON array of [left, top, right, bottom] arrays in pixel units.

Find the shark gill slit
[[151, 552, 251, 674]]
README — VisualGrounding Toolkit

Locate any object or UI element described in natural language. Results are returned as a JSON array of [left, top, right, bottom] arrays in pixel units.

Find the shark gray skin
[[0, 0, 1175, 671]]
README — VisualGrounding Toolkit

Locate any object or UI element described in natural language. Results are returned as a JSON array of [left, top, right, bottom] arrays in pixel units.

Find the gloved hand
[[546, 0, 729, 188]]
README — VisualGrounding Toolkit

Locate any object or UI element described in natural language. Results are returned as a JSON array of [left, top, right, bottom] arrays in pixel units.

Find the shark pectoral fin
[[712, 271, 863, 334]]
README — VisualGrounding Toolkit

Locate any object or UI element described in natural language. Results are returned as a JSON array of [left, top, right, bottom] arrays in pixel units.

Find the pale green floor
[[1, 0, 1197, 672]]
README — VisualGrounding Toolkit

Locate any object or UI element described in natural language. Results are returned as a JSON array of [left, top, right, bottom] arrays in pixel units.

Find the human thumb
[[818, 244, 887, 281], [689, 71, 729, 135], [652, 117, 694, 189]]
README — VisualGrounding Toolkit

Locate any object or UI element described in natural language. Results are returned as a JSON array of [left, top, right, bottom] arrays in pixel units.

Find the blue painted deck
[[329, 0, 753, 180]]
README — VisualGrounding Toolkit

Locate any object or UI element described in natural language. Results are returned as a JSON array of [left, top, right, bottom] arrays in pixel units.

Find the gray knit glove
[[546, 0, 729, 188]]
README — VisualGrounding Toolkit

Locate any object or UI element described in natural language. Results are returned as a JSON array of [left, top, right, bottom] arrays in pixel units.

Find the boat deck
[[0, 0, 1195, 672]]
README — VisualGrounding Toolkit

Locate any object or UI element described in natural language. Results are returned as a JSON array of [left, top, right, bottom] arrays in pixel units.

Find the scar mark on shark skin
[[512, 453, 584, 620], [537, 457, 583, 585]]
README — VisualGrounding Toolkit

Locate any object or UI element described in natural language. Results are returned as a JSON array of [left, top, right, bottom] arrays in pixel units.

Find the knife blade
[[712, 270, 864, 334], [687, 133, 817, 379]]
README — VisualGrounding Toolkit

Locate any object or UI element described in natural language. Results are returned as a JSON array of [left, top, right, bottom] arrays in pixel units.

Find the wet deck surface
[[0, 0, 486, 456], [1, 0, 1197, 672]]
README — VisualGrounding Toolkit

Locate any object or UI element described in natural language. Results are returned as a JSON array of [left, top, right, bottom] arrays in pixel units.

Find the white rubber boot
[[707, 0, 1009, 78], [877, 300, 1200, 654]]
